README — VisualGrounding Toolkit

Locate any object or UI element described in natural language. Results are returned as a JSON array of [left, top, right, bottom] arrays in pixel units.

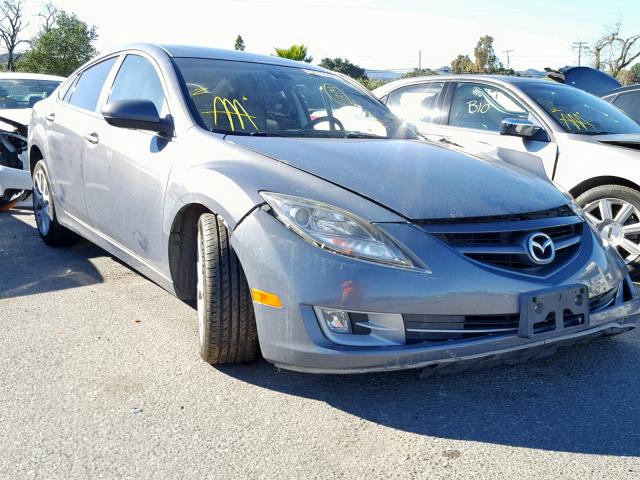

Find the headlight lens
[[261, 192, 414, 268], [553, 182, 586, 218]]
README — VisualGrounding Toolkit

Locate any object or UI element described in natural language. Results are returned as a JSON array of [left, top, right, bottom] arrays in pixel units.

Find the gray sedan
[[28, 44, 640, 373]]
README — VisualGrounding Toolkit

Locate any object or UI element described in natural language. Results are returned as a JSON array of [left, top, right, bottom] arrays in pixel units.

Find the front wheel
[[196, 212, 259, 364], [32, 160, 77, 246], [577, 184, 640, 266]]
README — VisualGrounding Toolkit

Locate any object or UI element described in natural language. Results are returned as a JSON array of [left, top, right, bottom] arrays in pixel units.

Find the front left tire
[[32, 160, 77, 246], [196, 212, 259, 364]]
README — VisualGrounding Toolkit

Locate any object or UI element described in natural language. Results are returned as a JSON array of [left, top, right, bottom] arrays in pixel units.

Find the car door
[[44, 57, 118, 222], [82, 53, 176, 272], [431, 81, 558, 179]]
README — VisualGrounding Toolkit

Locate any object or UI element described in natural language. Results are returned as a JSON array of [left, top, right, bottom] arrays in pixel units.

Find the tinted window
[[386, 82, 444, 124], [449, 83, 528, 131], [519, 82, 640, 135], [108, 54, 167, 115], [69, 57, 118, 112], [612, 92, 640, 124], [173, 57, 416, 139]]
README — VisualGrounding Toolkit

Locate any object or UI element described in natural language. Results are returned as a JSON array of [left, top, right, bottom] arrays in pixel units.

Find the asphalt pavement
[[2, 207, 640, 479]]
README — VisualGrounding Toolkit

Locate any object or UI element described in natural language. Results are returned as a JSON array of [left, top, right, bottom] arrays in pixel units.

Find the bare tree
[[589, 22, 640, 77], [38, 1, 58, 33], [0, 0, 28, 71]]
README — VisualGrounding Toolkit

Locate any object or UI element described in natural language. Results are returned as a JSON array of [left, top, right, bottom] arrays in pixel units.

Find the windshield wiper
[[342, 132, 387, 139], [210, 128, 285, 137]]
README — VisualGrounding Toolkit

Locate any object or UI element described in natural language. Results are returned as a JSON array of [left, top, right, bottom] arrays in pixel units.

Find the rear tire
[[32, 160, 78, 247], [197, 212, 258, 364]]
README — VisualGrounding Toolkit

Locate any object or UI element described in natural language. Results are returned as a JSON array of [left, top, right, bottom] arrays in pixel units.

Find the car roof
[[114, 43, 327, 72], [602, 84, 640, 97], [373, 74, 565, 96], [0, 72, 65, 81]]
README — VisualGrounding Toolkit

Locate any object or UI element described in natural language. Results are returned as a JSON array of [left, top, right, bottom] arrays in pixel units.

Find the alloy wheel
[[584, 197, 640, 264], [32, 168, 52, 236]]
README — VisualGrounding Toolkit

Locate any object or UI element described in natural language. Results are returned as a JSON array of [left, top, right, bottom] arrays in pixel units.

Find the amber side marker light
[[251, 288, 283, 308]]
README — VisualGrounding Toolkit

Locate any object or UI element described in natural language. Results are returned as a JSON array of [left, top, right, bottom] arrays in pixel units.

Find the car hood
[[0, 108, 30, 131], [227, 137, 568, 220], [593, 133, 640, 151]]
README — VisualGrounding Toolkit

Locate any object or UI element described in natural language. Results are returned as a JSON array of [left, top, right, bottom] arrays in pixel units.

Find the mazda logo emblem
[[527, 232, 556, 265]]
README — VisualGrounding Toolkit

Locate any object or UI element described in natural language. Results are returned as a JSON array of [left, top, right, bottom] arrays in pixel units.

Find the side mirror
[[500, 118, 542, 139], [102, 99, 172, 134]]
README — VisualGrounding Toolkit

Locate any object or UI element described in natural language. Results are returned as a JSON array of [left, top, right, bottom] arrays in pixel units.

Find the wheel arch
[[29, 144, 44, 175], [570, 176, 640, 199]]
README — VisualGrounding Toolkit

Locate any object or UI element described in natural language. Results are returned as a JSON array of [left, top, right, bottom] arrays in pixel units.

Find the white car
[[0, 72, 64, 210], [374, 76, 640, 266]]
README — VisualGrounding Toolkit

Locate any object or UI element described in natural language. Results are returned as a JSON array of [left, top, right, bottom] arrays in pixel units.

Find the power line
[[572, 41, 589, 66], [502, 49, 514, 69]]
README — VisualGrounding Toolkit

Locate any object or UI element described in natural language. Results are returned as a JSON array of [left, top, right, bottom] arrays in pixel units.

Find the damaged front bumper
[[231, 208, 640, 374], [0, 116, 29, 197]]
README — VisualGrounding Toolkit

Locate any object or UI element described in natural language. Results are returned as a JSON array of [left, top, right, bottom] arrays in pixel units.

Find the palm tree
[[273, 44, 313, 63]]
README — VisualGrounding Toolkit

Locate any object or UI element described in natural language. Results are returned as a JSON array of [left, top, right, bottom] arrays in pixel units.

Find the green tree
[[451, 54, 475, 74], [234, 34, 245, 51], [357, 77, 388, 90], [17, 11, 97, 76], [473, 35, 503, 73], [630, 63, 640, 82], [274, 44, 312, 63], [617, 69, 637, 85], [319, 57, 366, 79], [401, 68, 435, 79]]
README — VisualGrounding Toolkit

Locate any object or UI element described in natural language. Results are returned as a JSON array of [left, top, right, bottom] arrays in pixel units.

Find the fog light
[[319, 309, 351, 334]]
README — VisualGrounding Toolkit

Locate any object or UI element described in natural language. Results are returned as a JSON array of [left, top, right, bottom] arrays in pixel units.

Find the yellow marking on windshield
[[322, 84, 354, 106], [200, 97, 258, 132], [558, 112, 595, 131], [191, 86, 210, 96]]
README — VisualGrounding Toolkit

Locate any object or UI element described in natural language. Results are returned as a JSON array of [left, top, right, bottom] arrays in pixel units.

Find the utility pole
[[503, 49, 513, 69], [572, 41, 588, 66], [418, 50, 422, 76]]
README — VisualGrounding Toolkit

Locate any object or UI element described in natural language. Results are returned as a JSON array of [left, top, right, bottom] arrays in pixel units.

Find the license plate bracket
[[518, 284, 590, 339]]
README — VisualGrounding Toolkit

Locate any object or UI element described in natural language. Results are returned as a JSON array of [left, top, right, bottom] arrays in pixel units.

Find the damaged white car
[[0, 73, 64, 210]]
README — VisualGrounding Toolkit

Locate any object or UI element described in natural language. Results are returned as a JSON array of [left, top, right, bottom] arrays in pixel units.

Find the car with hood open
[[28, 44, 640, 373], [0, 72, 64, 211], [375, 75, 640, 270]]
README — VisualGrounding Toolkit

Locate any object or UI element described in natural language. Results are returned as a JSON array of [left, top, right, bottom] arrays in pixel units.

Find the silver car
[[374, 76, 640, 267], [28, 44, 640, 373]]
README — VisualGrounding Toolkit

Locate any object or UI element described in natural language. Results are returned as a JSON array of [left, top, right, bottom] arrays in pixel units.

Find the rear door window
[[386, 82, 444, 124], [612, 92, 640, 124], [68, 57, 118, 112], [448, 83, 528, 131]]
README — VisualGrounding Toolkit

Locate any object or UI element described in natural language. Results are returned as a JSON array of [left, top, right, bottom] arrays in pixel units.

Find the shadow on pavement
[[217, 332, 640, 456], [0, 209, 104, 298]]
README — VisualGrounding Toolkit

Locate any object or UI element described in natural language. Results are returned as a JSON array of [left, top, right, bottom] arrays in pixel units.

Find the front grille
[[404, 287, 619, 344], [426, 211, 585, 276]]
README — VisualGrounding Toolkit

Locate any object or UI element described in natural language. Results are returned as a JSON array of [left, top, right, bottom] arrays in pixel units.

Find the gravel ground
[[1, 208, 640, 479]]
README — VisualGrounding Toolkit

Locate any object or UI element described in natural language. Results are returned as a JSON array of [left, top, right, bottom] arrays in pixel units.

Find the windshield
[[519, 82, 640, 135], [0, 79, 61, 109], [174, 58, 416, 139]]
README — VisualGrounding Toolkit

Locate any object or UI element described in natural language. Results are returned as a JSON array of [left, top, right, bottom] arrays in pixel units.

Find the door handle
[[83, 132, 99, 144], [45, 113, 55, 122]]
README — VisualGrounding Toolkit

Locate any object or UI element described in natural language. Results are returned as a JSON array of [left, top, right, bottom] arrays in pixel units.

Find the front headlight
[[553, 182, 586, 219], [260, 192, 414, 268]]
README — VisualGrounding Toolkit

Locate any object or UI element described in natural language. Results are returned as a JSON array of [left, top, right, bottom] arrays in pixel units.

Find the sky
[[18, 0, 640, 72]]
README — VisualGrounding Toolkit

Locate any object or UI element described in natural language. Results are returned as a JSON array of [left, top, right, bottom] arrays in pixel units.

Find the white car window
[[386, 83, 444, 124]]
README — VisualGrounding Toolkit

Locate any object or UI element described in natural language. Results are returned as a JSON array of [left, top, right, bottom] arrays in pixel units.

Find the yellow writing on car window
[[558, 112, 595, 131], [200, 97, 258, 132], [191, 86, 210, 96], [322, 84, 354, 106]]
